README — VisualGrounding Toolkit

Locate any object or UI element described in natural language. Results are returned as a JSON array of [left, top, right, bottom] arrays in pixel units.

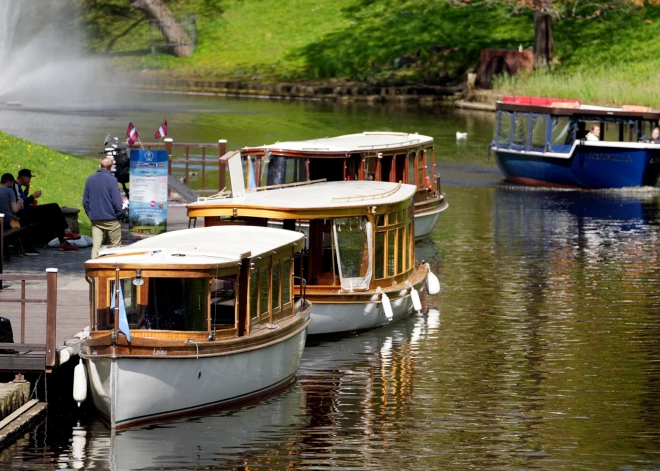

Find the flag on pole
[[154, 120, 168, 139], [110, 281, 131, 342], [126, 122, 139, 146]]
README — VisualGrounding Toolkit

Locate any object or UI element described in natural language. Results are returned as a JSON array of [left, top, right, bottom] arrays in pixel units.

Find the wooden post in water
[[219, 140, 227, 191], [45, 268, 58, 371]]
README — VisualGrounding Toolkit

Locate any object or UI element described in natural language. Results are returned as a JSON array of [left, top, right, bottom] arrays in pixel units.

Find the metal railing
[[134, 139, 228, 194]]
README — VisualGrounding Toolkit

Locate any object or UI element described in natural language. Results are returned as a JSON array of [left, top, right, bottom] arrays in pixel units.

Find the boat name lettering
[[153, 349, 167, 355], [586, 153, 633, 163]]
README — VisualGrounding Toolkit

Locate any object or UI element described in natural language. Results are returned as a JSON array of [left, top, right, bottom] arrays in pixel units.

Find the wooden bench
[[0, 216, 31, 290]]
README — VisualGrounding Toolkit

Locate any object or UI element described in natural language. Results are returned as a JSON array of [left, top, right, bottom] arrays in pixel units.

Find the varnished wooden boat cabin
[[188, 180, 437, 335], [236, 132, 448, 240]]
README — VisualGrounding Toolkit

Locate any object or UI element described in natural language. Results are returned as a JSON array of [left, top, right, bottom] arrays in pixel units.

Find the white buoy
[[380, 290, 393, 320], [410, 287, 422, 312], [425, 263, 441, 295], [73, 359, 87, 407]]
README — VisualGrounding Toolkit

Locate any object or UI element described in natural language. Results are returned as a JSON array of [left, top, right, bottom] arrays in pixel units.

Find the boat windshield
[[103, 277, 210, 331], [264, 155, 308, 186], [332, 217, 373, 291]]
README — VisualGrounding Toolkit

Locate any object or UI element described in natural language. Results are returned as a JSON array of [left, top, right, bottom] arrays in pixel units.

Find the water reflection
[[47, 311, 441, 470]]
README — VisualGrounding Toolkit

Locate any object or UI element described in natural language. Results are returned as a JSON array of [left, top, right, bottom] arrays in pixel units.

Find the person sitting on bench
[[14, 168, 79, 252], [0, 173, 37, 256]]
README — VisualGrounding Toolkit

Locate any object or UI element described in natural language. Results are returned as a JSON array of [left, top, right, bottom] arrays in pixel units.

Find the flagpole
[[114, 266, 120, 342], [137, 136, 145, 150]]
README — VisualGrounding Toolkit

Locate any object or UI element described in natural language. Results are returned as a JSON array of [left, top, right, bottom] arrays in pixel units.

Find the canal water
[[1, 95, 659, 470]]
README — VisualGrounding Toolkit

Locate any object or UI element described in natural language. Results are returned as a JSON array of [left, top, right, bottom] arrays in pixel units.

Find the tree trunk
[[533, 10, 553, 69], [131, 0, 193, 57]]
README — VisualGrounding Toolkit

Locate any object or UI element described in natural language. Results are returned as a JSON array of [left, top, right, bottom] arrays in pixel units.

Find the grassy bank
[[0, 131, 97, 235], [87, 0, 660, 105]]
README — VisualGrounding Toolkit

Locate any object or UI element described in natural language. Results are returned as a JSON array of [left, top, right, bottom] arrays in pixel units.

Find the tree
[[130, 0, 193, 57], [446, 0, 656, 69]]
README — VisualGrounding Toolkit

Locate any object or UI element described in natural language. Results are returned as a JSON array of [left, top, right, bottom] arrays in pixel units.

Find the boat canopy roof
[[189, 181, 417, 212], [496, 96, 660, 120], [86, 226, 305, 269], [241, 132, 434, 155]]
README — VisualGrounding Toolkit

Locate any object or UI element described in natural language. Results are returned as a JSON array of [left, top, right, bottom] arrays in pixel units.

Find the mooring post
[[45, 268, 58, 371], [218, 139, 227, 191]]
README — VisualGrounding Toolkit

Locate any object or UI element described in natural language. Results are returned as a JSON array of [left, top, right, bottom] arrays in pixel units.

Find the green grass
[[77, 0, 660, 102], [0, 131, 98, 235]]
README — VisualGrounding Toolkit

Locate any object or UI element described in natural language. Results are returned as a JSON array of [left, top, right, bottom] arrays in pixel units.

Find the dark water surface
[[1, 95, 660, 470]]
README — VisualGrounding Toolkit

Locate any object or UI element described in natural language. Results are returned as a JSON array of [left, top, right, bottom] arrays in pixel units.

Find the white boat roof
[[86, 226, 304, 269], [244, 132, 434, 154], [189, 181, 417, 210]]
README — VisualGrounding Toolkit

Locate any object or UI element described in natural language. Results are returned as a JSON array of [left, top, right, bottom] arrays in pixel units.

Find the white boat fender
[[409, 284, 423, 312], [425, 263, 441, 295], [73, 359, 87, 407], [377, 287, 394, 320]]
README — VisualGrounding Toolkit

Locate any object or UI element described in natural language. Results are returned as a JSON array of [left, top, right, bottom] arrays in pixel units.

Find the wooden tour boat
[[235, 131, 448, 240], [78, 226, 311, 429], [188, 156, 440, 335], [491, 96, 660, 188]]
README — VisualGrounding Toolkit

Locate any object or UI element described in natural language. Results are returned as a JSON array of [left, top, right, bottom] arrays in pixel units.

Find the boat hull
[[306, 269, 428, 335], [414, 198, 448, 240], [84, 324, 308, 429], [494, 145, 660, 188]]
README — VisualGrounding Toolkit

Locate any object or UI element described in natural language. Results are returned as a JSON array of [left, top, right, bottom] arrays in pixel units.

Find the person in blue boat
[[586, 125, 600, 141], [651, 127, 660, 143]]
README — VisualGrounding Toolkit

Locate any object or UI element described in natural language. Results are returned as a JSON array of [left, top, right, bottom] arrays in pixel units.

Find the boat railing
[[331, 182, 402, 202], [133, 139, 228, 194]]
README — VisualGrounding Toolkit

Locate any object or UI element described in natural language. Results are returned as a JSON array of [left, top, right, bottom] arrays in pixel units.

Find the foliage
[[0, 131, 98, 235]]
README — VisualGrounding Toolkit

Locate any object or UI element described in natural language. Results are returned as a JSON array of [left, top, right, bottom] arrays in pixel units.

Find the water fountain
[[0, 0, 118, 107]]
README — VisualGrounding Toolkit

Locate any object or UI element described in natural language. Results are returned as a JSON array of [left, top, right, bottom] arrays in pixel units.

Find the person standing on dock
[[83, 157, 124, 259]]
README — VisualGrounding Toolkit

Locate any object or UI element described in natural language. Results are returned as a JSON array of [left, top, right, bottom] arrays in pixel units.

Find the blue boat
[[491, 96, 660, 188]]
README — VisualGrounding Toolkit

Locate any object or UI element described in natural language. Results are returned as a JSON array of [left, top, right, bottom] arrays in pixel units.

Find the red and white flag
[[126, 122, 139, 146], [154, 120, 168, 139]]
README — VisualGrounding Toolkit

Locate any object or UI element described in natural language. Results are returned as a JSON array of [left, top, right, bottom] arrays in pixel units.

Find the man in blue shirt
[[83, 157, 124, 259]]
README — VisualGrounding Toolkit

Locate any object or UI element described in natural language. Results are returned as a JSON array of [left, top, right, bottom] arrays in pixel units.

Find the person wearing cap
[[0, 173, 37, 256], [14, 168, 79, 252], [82, 157, 124, 259], [0, 173, 23, 229]]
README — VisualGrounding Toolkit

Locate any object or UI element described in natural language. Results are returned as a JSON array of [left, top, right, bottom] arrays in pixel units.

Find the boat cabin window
[[417, 151, 426, 189], [309, 157, 343, 182], [347, 154, 361, 181], [425, 147, 435, 189], [374, 207, 412, 280], [550, 117, 572, 152], [496, 111, 513, 146], [407, 152, 416, 185], [272, 260, 281, 311], [530, 114, 548, 151], [333, 217, 373, 291], [512, 113, 530, 148], [266, 156, 308, 186], [365, 156, 378, 181], [143, 278, 209, 330]]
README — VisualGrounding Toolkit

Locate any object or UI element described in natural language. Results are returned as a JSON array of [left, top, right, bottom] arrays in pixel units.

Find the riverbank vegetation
[[0, 131, 96, 234], [83, 0, 660, 106]]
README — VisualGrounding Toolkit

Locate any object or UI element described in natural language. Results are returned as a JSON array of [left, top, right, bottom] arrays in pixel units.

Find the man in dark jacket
[[83, 157, 124, 259], [14, 168, 80, 252]]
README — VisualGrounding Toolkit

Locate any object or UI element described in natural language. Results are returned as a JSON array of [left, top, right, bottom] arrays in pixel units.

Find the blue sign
[[129, 149, 169, 237]]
